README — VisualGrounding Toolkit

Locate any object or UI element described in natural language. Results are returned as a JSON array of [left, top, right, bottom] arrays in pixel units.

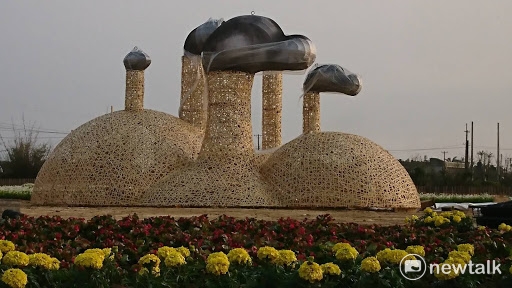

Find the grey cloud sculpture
[[201, 15, 316, 74], [184, 18, 224, 55], [303, 64, 362, 96]]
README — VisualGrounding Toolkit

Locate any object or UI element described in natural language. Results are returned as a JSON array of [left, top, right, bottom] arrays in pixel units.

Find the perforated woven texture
[[141, 71, 279, 207], [31, 110, 203, 206], [260, 132, 421, 209]]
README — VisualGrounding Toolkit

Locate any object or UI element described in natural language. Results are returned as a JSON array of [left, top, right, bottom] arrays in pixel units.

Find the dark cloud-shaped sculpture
[[123, 47, 151, 71], [201, 15, 316, 74], [184, 18, 224, 55], [303, 64, 362, 96]]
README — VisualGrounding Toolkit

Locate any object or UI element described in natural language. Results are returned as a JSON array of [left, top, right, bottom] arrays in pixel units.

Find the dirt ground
[[7, 195, 508, 226]]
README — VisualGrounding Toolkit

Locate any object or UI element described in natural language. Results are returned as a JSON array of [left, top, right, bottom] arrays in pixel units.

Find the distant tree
[[0, 119, 52, 178]]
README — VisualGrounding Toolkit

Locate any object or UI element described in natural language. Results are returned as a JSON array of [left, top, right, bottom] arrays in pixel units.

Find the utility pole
[[471, 121, 474, 168], [497, 123, 500, 181], [464, 123, 469, 170], [442, 151, 448, 162], [254, 134, 262, 150]]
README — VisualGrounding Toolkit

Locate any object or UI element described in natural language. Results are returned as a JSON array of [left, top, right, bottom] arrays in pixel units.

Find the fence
[[0, 178, 35, 186], [416, 186, 512, 196]]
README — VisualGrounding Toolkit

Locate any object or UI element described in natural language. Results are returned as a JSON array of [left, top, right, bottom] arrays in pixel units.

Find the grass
[[419, 193, 496, 203]]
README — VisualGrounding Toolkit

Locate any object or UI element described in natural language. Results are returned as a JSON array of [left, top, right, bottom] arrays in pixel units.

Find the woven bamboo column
[[262, 73, 283, 149], [125, 70, 145, 111], [179, 55, 207, 130], [302, 91, 320, 133], [199, 70, 255, 158]]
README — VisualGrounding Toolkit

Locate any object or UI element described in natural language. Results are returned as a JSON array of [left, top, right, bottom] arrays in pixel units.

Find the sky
[[1, 1, 511, 162]]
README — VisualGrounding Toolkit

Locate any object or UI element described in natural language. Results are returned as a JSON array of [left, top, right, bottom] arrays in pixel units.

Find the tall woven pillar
[[179, 55, 207, 130], [199, 71, 255, 158], [303, 91, 320, 133], [262, 73, 283, 149], [125, 70, 145, 111]]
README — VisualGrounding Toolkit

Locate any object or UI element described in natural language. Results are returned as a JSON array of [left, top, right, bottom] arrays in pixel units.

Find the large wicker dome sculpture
[[260, 64, 421, 210], [142, 14, 316, 207], [32, 47, 203, 206]]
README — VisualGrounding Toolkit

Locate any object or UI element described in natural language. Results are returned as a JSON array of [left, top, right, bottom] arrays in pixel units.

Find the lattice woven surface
[[303, 91, 320, 133], [125, 70, 145, 111], [260, 132, 421, 209], [179, 55, 207, 130], [32, 110, 203, 206], [262, 73, 283, 150], [141, 71, 279, 207]]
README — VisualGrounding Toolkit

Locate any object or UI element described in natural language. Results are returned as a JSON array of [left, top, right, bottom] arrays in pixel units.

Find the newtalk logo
[[399, 254, 501, 281]]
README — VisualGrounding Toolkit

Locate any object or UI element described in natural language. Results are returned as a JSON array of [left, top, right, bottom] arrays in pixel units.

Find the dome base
[[141, 157, 279, 207]]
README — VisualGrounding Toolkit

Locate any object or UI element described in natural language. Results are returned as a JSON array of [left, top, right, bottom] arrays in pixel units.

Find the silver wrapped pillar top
[[123, 47, 151, 71]]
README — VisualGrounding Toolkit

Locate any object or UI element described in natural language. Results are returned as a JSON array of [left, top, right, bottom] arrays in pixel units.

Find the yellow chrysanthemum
[[361, 257, 381, 273], [2, 251, 29, 267], [457, 244, 474, 256], [406, 246, 425, 257], [227, 248, 252, 265], [139, 266, 161, 276], [273, 250, 297, 266], [452, 216, 462, 223], [440, 212, 452, 218], [424, 207, 433, 214], [298, 261, 323, 283], [332, 243, 352, 254], [498, 223, 512, 232], [0, 240, 16, 254], [411, 215, 419, 221], [433, 257, 466, 280], [257, 246, 279, 261], [448, 251, 471, 264], [424, 216, 434, 223], [49, 257, 60, 270], [84, 248, 112, 258], [434, 216, 450, 227], [509, 265, 512, 275], [138, 254, 161, 276], [176, 246, 191, 258], [157, 246, 177, 259], [164, 251, 186, 267], [478, 226, 486, 231], [335, 246, 359, 261], [376, 248, 391, 263], [206, 252, 230, 275], [453, 211, 466, 218], [1, 268, 28, 288], [376, 249, 414, 265], [74, 252, 104, 269], [28, 253, 53, 269], [320, 262, 341, 275]]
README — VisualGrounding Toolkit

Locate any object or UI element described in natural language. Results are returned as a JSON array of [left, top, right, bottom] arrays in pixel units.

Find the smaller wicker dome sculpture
[[260, 64, 420, 210], [260, 132, 420, 209], [32, 47, 203, 206], [142, 14, 316, 207]]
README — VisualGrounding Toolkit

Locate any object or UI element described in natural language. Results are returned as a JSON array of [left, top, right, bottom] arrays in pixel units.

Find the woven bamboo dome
[[32, 47, 203, 206], [260, 132, 421, 209], [141, 14, 316, 207]]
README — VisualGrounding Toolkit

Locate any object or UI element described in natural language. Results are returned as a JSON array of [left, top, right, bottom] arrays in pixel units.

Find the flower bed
[[0, 185, 32, 201], [0, 213, 511, 287], [419, 193, 496, 203]]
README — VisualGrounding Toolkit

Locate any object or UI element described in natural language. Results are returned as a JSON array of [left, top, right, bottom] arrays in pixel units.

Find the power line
[[387, 145, 463, 152]]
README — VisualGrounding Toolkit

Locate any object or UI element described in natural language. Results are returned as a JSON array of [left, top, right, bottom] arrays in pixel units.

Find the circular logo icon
[[399, 253, 427, 281]]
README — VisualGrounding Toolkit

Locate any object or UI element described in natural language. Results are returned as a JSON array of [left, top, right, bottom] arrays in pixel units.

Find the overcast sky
[[1, 1, 511, 162]]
